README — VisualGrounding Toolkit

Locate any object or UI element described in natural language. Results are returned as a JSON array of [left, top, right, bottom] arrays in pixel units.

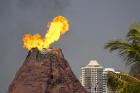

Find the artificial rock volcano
[[7, 48, 87, 93]]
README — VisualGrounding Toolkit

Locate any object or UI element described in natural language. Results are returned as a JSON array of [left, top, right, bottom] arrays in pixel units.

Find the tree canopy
[[105, 24, 140, 78]]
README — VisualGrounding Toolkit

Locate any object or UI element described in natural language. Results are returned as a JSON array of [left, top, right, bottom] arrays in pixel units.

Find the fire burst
[[23, 16, 69, 50]]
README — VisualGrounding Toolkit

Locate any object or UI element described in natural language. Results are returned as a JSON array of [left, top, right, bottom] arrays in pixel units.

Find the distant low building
[[103, 68, 115, 93], [103, 68, 120, 93]]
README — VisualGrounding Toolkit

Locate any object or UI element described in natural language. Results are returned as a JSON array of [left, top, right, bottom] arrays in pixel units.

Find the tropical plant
[[105, 24, 140, 78], [107, 72, 140, 93]]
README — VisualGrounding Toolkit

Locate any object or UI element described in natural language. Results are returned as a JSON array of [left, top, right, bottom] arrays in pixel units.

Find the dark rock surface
[[7, 48, 87, 93]]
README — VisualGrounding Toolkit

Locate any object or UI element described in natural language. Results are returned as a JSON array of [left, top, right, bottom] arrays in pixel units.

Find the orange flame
[[23, 16, 69, 50]]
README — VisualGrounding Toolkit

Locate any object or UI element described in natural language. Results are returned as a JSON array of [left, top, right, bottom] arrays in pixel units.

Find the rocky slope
[[7, 48, 87, 93]]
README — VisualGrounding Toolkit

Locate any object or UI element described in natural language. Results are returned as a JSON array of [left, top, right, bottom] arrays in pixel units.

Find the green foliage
[[105, 24, 140, 64], [107, 72, 140, 93], [105, 23, 140, 76]]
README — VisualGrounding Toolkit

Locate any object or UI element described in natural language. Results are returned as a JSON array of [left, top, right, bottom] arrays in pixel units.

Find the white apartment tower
[[81, 60, 103, 93]]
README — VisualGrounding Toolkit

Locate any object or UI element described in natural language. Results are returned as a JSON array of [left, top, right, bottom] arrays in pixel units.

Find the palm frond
[[105, 24, 140, 76], [127, 24, 140, 44], [105, 40, 140, 65], [105, 40, 131, 51], [108, 72, 140, 93]]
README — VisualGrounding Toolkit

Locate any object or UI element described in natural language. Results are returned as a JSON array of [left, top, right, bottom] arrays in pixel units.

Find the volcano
[[7, 48, 87, 93]]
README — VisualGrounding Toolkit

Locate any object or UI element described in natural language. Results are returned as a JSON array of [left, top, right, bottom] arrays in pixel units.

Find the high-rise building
[[80, 60, 103, 93]]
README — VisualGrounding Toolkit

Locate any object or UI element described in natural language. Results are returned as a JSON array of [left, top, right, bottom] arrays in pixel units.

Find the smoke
[[0, 0, 70, 93]]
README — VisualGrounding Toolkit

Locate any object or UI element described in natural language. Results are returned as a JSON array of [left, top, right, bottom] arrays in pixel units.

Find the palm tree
[[107, 71, 140, 93], [105, 24, 140, 79]]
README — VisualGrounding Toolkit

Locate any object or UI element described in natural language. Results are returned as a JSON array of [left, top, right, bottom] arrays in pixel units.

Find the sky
[[1, 0, 140, 93]]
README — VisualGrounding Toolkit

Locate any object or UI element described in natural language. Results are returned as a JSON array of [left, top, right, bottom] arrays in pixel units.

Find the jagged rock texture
[[7, 48, 87, 93]]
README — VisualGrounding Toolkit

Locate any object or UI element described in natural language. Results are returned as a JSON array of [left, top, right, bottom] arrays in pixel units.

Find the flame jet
[[23, 16, 69, 50]]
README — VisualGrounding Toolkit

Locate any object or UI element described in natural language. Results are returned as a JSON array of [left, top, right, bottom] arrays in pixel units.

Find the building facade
[[103, 68, 120, 93], [103, 68, 115, 93], [80, 60, 104, 93]]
